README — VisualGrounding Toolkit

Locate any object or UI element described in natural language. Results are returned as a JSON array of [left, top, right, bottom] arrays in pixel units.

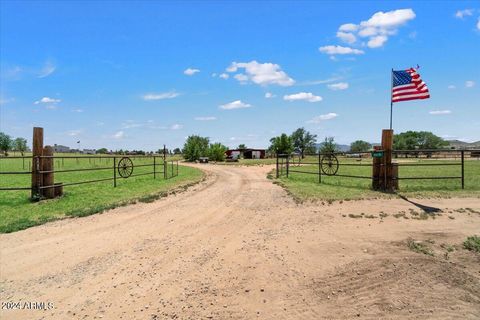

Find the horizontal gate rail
[[397, 163, 461, 166], [0, 171, 31, 174], [394, 176, 462, 180], [39, 177, 115, 189], [37, 166, 112, 174]]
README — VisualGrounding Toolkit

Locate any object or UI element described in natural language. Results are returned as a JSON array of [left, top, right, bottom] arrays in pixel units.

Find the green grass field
[[0, 156, 203, 233], [275, 157, 480, 201]]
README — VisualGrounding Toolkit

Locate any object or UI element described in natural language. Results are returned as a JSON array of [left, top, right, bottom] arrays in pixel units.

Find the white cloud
[[327, 82, 349, 91], [184, 68, 200, 76], [113, 131, 125, 139], [283, 92, 322, 102], [45, 105, 57, 110], [122, 120, 144, 129], [465, 80, 475, 88], [265, 92, 275, 98], [319, 45, 364, 55], [34, 96, 61, 104], [38, 60, 56, 78], [67, 130, 81, 136], [339, 23, 358, 32], [226, 61, 294, 86], [477, 17, 480, 30], [429, 110, 451, 115], [170, 124, 183, 130], [219, 100, 252, 110], [367, 35, 388, 48], [361, 8, 415, 29], [307, 113, 338, 123], [448, 85, 456, 89], [71, 108, 84, 113], [298, 77, 342, 86], [219, 73, 229, 79], [455, 9, 473, 19], [336, 31, 357, 44], [194, 116, 217, 121], [142, 91, 179, 100], [234, 73, 248, 83], [327, 8, 416, 52]]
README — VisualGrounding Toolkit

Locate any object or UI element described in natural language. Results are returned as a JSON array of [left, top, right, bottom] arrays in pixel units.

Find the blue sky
[[1, 1, 479, 151]]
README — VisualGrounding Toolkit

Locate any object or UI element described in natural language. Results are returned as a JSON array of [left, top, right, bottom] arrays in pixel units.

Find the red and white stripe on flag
[[392, 68, 430, 103]]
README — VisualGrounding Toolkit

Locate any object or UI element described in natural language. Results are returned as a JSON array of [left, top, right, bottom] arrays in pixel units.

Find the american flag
[[392, 68, 430, 103]]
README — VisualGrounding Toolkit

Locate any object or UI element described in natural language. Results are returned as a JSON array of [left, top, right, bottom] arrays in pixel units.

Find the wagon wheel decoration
[[117, 157, 134, 178], [320, 154, 339, 176]]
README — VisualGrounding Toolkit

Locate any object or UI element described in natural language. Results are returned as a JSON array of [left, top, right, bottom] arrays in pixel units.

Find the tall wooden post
[[42, 146, 55, 198], [381, 129, 394, 191], [372, 155, 381, 190], [372, 129, 396, 191], [31, 127, 44, 199], [163, 145, 167, 179]]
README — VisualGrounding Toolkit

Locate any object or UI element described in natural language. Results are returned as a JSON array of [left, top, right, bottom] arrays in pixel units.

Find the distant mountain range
[[446, 140, 480, 149], [315, 143, 350, 152], [313, 139, 480, 153]]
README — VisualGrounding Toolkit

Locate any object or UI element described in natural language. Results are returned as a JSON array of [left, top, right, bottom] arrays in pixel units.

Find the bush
[[183, 135, 209, 161], [463, 235, 480, 252], [208, 143, 228, 162]]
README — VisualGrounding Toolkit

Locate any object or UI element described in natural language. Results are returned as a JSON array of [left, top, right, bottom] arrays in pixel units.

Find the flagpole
[[389, 68, 393, 130]]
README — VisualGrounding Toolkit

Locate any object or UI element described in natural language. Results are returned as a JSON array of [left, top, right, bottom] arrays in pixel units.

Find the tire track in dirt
[[1, 164, 479, 319]]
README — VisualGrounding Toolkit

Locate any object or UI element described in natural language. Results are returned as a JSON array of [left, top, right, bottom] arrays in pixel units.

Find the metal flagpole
[[389, 68, 393, 130]]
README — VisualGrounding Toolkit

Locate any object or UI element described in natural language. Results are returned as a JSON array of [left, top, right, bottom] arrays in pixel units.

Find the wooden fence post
[[42, 146, 55, 199], [381, 129, 394, 191], [153, 156, 156, 179], [31, 127, 44, 199], [163, 145, 167, 179], [372, 129, 395, 191], [461, 150, 465, 189]]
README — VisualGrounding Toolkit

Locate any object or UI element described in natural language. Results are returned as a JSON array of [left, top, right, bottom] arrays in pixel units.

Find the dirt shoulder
[[1, 164, 479, 319]]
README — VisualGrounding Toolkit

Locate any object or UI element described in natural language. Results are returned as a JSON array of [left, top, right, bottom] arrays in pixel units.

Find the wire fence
[[276, 149, 480, 190], [0, 155, 179, 193]]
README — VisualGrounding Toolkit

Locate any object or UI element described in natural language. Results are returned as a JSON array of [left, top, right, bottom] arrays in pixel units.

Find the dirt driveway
[[1, 164, 479, 319]]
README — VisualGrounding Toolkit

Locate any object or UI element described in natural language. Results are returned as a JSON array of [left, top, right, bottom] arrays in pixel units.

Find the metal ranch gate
[[0, 127, 179, 201], [276, 149, 478, 191]]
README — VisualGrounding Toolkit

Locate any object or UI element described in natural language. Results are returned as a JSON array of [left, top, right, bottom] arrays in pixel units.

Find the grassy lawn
[[0, 156, 203, 233], [274, 158, 480, 201]]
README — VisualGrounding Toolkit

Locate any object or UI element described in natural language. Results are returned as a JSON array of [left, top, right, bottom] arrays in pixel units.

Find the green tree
[[13, 137, 28, 156], [320, 136, 337, 154], [96, 148, 108, 154], [269, 133, 293, 155], [393, 131, 448, 150], [350, 140, 371, 152], [183, 135, 210, 161], [238, 144, 246, 149], [208, 143, 228, 161], [173, 148, 182, 154], [0, 132, 13, 156], [290, 127, 317, 158]]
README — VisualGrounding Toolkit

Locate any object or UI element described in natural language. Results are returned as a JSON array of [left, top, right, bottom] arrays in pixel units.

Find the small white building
[[82, 149, 96, 154]]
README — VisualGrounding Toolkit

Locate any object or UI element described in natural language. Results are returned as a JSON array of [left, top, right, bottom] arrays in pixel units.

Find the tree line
[[0, 130, 451, 158], [0, 132, 28, 156]]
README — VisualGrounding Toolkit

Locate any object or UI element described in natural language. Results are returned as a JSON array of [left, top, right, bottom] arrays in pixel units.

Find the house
[[82, 149, 96, 154], [53, 144, 70, 153], [226, 148, 266, 159]]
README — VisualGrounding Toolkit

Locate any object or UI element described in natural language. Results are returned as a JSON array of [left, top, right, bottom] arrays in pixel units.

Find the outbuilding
[[225, 148, 266, 159]]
